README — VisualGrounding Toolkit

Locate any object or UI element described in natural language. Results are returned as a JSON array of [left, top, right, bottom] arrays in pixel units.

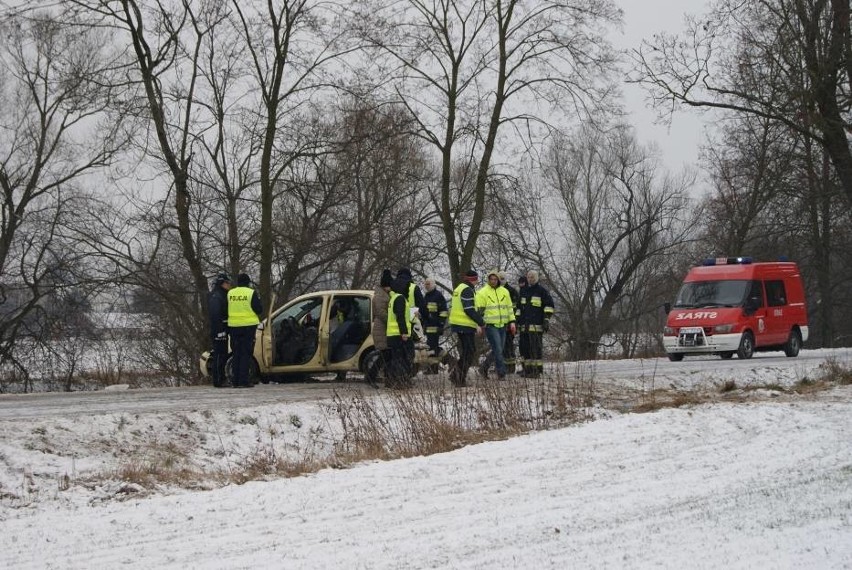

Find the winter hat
[[396, 267, 413, 279], [486, 269, 500, 280], [380, 268, 393, 287], [391, 275, 410, 295], [214, 272, 231, 286], [237, 273, 252, 286], [463, 269, 478, 283]]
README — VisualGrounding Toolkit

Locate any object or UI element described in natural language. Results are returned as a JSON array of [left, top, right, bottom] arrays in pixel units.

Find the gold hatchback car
[[199, 289, 452, 384]]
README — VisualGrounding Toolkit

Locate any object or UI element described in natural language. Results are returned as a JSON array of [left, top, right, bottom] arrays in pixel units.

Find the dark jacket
[[390, 276, 410, 336], [208, 285, 229, 339], [519, 282, 555, 327], [423, 288, 448, 331]]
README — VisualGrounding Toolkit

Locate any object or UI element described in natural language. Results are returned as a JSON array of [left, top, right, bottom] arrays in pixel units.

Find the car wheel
[[719, 352, 734, 359], [737, 331, 755, 359], [667, 353, 684, 362], [783, 329, 801, 357], [225, 356, 262, 385]]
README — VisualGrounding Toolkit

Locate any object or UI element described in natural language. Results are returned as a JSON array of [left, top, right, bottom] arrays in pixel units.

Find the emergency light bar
[[701, 256, 754, 266]]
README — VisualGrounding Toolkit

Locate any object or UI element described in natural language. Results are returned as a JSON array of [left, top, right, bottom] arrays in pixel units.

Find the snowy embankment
[[0, 349, 851, 568]]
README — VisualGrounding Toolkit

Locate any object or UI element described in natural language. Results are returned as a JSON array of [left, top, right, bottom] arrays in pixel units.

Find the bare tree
[[0, 11, 124, 382], [633, 0, 852, 205], [519, 125, 695, 360], [357, 0, 621, 282], [700, 114, 799, 254], [231, 0, 360, 304]]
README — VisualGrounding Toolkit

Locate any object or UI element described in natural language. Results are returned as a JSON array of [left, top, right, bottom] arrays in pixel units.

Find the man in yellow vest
[[448, 269, 485, 387], [475, 269, 516, 380], [386, 275, 415, 388], [227, 273, 263, 388]]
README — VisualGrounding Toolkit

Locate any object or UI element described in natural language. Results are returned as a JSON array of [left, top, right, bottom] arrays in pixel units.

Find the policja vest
[[227, 286, 260, 327], [449, 283, 478, 329]]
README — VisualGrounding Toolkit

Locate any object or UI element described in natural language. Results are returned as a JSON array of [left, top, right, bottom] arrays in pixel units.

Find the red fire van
[[663, 257, 809, 360]]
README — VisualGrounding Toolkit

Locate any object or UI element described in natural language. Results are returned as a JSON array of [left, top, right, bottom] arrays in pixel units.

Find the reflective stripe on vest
[[227, 286, 260, 327], [475, 285, 513, 326], [449, 283, 477, 328], [386, 291, 412, 337]]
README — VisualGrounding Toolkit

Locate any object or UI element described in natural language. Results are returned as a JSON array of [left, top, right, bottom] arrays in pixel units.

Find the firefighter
[[448, 270, 485, 387], [518, 270, 554, 378], [227, 273, 263, 388], [207, 272, 231, 388], [476, 270, 516, 380], [422, 277, 448, 357]]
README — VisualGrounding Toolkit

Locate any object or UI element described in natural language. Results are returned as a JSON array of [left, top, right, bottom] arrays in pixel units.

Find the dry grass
[[90, 356, 852, 496], [329, 376, 589, 463]]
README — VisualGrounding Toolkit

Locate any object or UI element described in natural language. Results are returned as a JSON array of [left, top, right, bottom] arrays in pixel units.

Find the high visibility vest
[[227, 286, 260, 327], [406, 282, 417, 309], [475, 285, 514, 326], [449, 283, 478, 328], [386, 291, 412, 337]]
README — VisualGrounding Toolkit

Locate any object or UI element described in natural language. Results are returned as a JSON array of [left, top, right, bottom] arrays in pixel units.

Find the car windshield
[[673, 280, 749, 308]]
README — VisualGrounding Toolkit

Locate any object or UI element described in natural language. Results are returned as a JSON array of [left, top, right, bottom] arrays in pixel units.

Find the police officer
[[386, 275, 415, 388], [448, 270, 485, 387], [518, 270, 554, 378], [208, 272, 231, 387], [227, 273, 263, 388]]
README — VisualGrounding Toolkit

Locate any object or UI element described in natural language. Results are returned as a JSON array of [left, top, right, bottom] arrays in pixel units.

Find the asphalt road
[[2, 349, 849, 421]]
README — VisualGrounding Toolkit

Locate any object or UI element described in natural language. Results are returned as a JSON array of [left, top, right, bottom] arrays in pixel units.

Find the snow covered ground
[[1, 349, 851, 569]]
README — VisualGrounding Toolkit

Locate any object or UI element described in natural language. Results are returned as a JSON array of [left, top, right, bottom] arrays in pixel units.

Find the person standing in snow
[[208, 272, 231, 388], [448, 269, 486, 387], [227, 273, 263, 388]]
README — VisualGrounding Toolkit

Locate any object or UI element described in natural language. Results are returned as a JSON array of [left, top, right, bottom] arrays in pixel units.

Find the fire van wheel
[[737, 331, 755, 360], [667, 353, 684, 362], [783, 329, 802, 357]]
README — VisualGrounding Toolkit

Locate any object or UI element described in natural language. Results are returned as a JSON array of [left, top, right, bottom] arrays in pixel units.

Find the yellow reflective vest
[[227, 286, 260, 327], [449, 283, 478, 329], [475, 285, 515, 327], [386, 291, 412, 337]]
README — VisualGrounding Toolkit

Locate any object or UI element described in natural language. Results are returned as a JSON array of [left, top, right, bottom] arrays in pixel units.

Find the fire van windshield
[[673, 280, 749, 309]]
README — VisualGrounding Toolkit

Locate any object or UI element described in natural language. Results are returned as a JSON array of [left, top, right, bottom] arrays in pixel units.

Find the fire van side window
[[747, 280, 764, 307], [765, 280, 787, 307]]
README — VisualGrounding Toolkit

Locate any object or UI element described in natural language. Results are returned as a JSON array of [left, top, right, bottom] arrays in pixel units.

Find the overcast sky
[[615, 0, 714, 178]]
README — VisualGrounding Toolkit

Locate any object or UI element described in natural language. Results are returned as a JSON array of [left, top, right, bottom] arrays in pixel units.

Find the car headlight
[[663, 326, 676, 335], [714, 324, 735, 334]]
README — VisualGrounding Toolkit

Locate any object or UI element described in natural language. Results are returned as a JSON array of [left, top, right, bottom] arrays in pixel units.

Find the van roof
[[684, 261, 801, 282]]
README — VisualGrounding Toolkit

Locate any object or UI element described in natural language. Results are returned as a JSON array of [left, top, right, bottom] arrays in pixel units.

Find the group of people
[[447, 268, 554, 387], [370, 266, 554, 388], [207, 272, 263, 388], [207, 265, 553, 389]]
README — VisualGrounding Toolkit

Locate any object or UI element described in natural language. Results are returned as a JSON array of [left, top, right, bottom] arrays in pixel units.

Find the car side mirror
[[663, 302, 671, 315]]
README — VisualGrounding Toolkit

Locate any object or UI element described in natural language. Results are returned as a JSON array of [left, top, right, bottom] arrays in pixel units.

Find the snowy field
[[1, 349, 851, 569]]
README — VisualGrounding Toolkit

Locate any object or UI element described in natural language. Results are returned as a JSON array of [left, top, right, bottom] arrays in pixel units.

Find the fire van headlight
[[714, 324, 735, 334], [663, 326, 676, 335]]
